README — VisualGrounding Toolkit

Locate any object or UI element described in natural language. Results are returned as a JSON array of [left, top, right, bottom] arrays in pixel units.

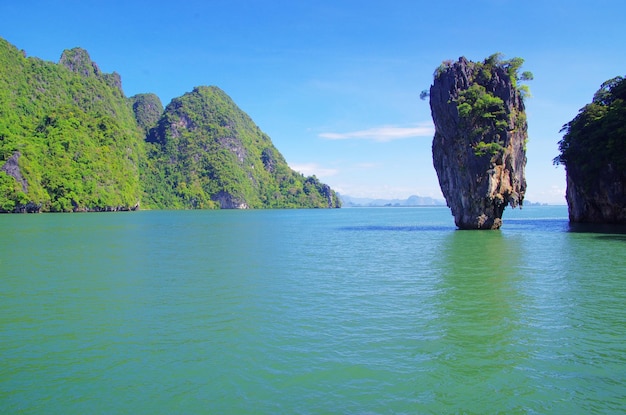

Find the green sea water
[[1, 206, 625, 414]]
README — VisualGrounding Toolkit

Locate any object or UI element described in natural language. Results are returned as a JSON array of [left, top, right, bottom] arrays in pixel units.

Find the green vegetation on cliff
[[554, 76, 626, 190], [453, 54, 531, 158], [0, 39, 143, 212], [428, 53, 532, 160], [0, 37, 340, 212], [143, 86, 340, 209]]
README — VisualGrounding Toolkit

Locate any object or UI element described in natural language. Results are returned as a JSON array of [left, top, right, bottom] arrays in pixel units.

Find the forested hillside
[[0, 37, 339, 212], [0, 38, 143, 212], [143, 86, 340, 209]]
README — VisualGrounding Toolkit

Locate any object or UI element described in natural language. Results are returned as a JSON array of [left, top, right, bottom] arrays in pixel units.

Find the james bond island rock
[[428, 54, 531, 229], [554, 76, 626, 224]]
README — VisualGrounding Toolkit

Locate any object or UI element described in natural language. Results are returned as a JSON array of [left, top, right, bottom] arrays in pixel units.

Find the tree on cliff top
[[423, 53, 533, 101], [554, 76, 626, 189]]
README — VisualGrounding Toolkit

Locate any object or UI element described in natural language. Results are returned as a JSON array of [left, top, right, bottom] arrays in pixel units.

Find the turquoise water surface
[[1, 206, 625, 414]]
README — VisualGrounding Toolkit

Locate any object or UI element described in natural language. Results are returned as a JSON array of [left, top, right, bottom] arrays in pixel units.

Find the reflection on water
[[568, 222, 626, 235], [437, 231, 523, 343], [427, 230, 530, 411]]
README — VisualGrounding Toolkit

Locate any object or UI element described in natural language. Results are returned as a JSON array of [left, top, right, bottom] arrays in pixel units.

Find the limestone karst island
[[0, 37, 341, 213], [427, 54, 530, 230]]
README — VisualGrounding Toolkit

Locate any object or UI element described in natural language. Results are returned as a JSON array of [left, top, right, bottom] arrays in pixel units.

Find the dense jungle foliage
[[428, 53, 532, 159], [0, 39, 143, 212], [142, 86, 340, 209], [0, 37, 339, 212], [554, 76, 626, 190]]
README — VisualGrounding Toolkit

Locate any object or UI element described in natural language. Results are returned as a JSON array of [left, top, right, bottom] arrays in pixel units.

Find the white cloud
[[319, 124, 434, 142], [290, 163, 339, 178], [354, 162, 381, 169]]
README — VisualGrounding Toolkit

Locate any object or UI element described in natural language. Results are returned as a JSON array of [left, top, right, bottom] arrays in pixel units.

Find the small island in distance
[[339, 194, 550, 208], [339, 194, 445, 207]]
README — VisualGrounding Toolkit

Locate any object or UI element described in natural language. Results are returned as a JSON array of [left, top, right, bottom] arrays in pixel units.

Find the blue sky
[[2, 0, 625, 204]]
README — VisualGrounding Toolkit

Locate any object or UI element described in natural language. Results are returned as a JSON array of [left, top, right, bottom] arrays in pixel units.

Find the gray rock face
[[429, 56, 528, 229], [212, 191, 249, 209], [59, 48, 102, 78], [555, 76, 626, 224], [59, 48, 124, 94], [565, 164, 626, 223], [1, 151, 27, 193]]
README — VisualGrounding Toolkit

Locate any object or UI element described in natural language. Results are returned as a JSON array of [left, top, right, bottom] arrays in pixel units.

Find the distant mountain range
[[339, 194, 445, 207], [339, 194, 553, 207]]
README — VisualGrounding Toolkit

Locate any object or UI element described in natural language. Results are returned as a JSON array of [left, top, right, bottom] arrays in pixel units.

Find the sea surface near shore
[[1, 206, 624, 414]]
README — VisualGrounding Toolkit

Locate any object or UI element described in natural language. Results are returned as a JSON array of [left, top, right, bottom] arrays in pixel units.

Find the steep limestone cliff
[[1, 151, 28, 193], [565, 167, 626, 223], [429, 55, 529, 229], [555, 76, 626, 223]]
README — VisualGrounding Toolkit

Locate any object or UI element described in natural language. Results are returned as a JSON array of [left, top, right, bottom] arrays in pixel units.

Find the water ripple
[[1, 207, 625, 414]]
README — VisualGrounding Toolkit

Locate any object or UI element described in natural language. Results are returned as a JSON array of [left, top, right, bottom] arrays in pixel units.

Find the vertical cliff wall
[[555, 76, 626, 223], [564, 167, 626, 223], [429, 55, 529, 229]]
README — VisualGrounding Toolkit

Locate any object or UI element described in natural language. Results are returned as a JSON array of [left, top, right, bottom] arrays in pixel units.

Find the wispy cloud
[[319, 124, 434, 142], [290, 163, 339, 178], [354, 162, 381, 169]]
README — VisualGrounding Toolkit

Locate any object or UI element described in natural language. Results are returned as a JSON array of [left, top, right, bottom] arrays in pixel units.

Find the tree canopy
[[453, 53, 531, 158], [554, 75, 626, 189]]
